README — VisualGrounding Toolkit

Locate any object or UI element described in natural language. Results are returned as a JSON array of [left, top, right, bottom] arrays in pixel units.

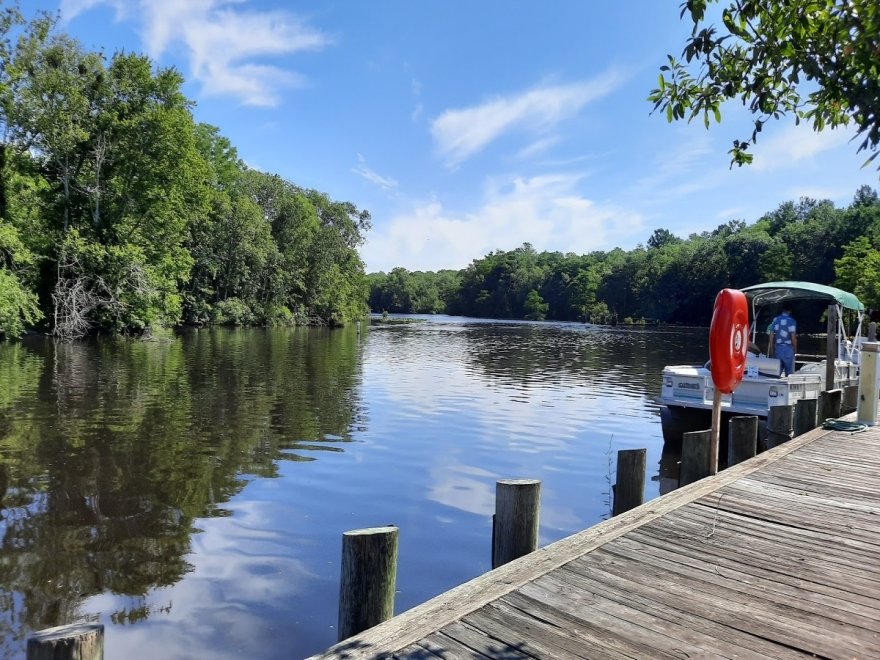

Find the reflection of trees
[[0, 328, 362, 656], [461, 324, 709, 392]]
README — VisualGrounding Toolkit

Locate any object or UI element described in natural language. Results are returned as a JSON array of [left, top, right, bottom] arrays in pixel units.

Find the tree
[[523, 289, 548, 321], [650, 1, 880, 169], [835, 237, 880, 309]]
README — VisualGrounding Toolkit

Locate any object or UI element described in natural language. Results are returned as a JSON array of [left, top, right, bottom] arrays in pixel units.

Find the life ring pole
[[710, 388, 721, 474]]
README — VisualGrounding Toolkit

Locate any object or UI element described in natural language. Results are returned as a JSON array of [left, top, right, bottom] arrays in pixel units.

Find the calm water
[[0, 317, 708, 659]]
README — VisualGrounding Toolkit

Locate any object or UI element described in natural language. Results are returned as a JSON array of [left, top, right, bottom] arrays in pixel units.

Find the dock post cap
[[28, 623, 104, 642], [342, 526, 398, 536], [496, 478, 541, 486], [861, 341, 880, 353]]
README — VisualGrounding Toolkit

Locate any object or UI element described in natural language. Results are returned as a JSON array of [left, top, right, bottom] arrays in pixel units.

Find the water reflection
[[0, 329, 362, 658], [0, 320, 707, 659]]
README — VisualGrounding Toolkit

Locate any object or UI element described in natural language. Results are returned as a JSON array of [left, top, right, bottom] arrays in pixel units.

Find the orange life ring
[[709, 288, 749, 394]]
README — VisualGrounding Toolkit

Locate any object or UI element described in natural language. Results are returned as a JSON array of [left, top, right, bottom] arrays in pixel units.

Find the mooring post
[[794, 398, 818, 437], [338, 526, 399, 641], [825, 304, 838, 391], [679, 430, 711, 487], [842, 384, 859, 414], [766, 404, 793, 448], [728, 416, 758, 467], [612, 449, 646, 516], [492, 479, 540, 568], [27, 623, 104, 660], [817, 389, 842, 425], [869, 322, 877, 342], [857, 342, 880, 426]]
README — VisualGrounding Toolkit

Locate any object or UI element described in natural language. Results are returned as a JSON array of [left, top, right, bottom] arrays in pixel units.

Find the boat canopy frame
[[741, 281, 865, 362]]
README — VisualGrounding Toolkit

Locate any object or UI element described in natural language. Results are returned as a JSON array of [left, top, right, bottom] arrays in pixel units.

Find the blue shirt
[[771, 313, 796, 345]]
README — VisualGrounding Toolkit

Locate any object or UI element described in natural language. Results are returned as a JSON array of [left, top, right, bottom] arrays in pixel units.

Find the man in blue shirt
[[767, 305, 798, 376]]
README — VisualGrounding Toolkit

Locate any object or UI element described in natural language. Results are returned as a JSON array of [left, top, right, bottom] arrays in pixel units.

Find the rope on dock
[[821, 418, 868, 433]]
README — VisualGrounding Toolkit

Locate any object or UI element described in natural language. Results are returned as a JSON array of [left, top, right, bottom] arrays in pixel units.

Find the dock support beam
[[767, 404, 793, 449], [612, 449, 646, 516], [728, 416, 758, 467], [338, 526, 399, 641], [842, 384, 859, 414], [492, 479, 540, 568], [27, 623, 104, 660], [794, 398, 818, 437], [679, 430, 711, 487], [817, 389, 842, 424]]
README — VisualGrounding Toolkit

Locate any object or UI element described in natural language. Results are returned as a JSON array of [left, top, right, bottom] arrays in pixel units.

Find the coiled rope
[[821, 418, 868, 433]]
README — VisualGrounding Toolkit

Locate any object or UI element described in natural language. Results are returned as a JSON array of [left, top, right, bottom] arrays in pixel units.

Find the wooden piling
[[794, 398, 818, 437], [338, 526, 399, 641], [612, 449, 646, 516], [727, 416, 758, 467], [870, 322, 877, 342], [825, 304, 838, 390], [842, 384, 859, 414], [767, 404, 793, 448], [818, 389, 842, 424], [679, 430, 711, 487], [27, 623, 104, 660], [492, 479, 540, 568]]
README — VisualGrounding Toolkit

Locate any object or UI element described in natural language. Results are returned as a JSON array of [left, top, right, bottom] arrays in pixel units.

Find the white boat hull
[[659, 357, 858, 418]]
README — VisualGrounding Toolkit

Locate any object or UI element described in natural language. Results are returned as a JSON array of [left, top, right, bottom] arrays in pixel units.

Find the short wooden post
[[338, 526, 398, 641], [869, 322, 877, 342], [492, 479, 540, 568], [728, 416, 758, 467], [825, 304, 838, 390], [767, 404, 793, 448], [842, 384, 859, 414], [817, 389, 842, 424], [794, 398, 818, 436], [27, 623, 104, 660], [679, 430, 711, 487], [612, 449, 646, 516]]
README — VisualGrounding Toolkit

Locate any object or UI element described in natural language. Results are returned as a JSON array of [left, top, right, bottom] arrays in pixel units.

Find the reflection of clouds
[[427, 463, 497, 516], [78, 497, 319, 660]]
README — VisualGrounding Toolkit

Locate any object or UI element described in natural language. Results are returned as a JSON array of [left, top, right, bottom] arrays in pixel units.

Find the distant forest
[[0, 9, 369, 340], [368, 186, 880, 327]]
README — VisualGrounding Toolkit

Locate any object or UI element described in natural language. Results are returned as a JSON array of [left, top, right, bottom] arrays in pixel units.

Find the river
[[0, 317, 709, 659]]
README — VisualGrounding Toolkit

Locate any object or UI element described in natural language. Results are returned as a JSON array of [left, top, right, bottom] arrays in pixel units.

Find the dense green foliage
[[369, 187, 880, 325], [0, 9, 368, 339], [649, 0, 880, 168]]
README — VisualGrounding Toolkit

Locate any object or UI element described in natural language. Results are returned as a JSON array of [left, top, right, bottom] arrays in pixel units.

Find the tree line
[[0, 8, 369, 340], [369, 186, 880, 327]]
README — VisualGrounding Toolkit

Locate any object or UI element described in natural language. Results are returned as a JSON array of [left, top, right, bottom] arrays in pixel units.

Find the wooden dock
[[310, 420, 880, 659]]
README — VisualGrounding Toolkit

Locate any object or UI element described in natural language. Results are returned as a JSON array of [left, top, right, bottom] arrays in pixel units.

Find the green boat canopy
[[741, 281, 864, 311]]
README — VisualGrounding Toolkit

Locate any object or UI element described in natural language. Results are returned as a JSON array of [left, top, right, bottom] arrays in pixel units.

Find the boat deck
[[310, 419, 880, 659]]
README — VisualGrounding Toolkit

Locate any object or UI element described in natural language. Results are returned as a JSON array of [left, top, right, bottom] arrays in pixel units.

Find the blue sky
[[48, 0, 878, 272]]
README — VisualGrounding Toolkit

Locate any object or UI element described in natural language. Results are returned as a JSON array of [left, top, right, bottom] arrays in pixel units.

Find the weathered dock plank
[[310, 421, 880, 660]]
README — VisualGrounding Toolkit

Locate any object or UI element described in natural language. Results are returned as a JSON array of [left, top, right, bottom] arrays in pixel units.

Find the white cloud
[[360, 172, 644, 272], [516, 135, 562, 160], [411, 78, 424, 122], [351, 153, 398, 190], [431, 72, 624, 167], [752, 124, 852, 171], [63, 0, 331, 107]]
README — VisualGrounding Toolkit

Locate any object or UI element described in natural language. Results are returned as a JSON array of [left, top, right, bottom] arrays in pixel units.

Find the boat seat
[[746, 353, 782, 378]]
